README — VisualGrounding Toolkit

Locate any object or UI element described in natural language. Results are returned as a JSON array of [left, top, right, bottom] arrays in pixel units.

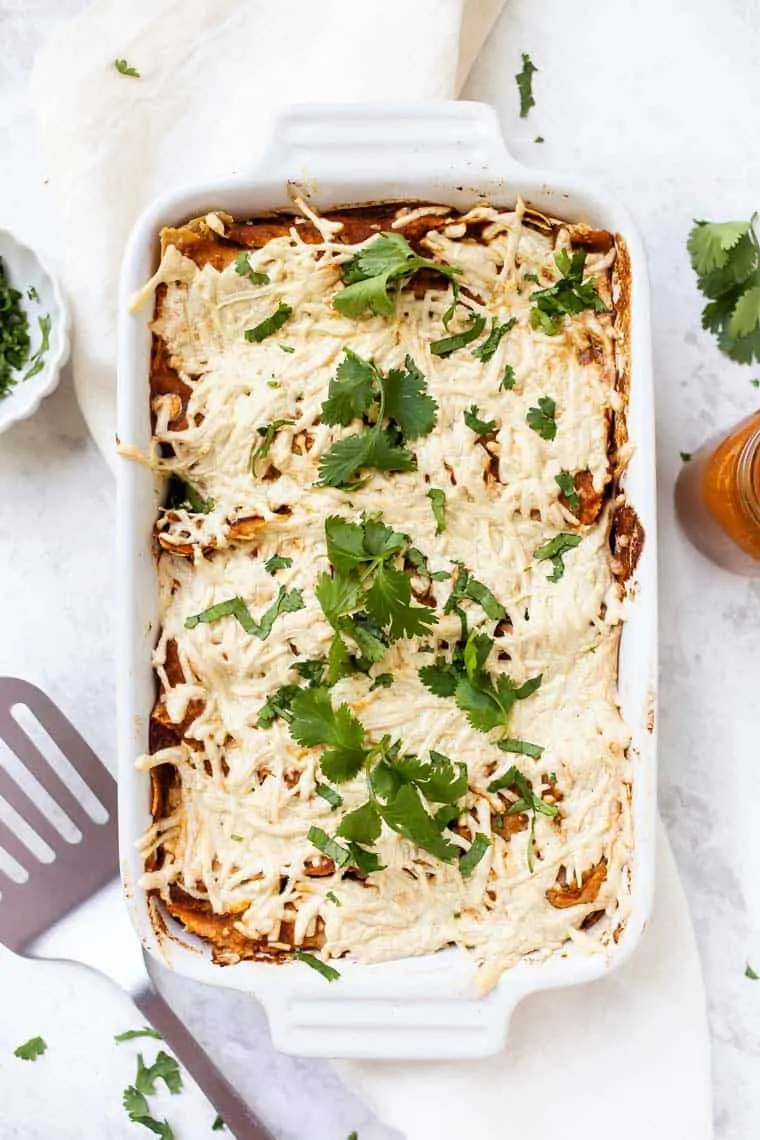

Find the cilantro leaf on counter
[[114, 58, 140, 78], [679, 450, 692, 462], [234, 253, 270, 286], [244, 301, 292, 343], [555, 470, 580, 511], [264, 554, 292, 573], [334, 231, 460, 318], [472, 318, 517, 361], [529, 249, 608, 335], [212, 1116, 226, 1131], [533, 532, 582, 582], [516, 52, 538, 118], [464, 405, 497, 436], [123, 1088, 174, 1139], [687, 218, 760, 363], [318, 351, 436, 486], [427, 487, 447, 535], [13, 1036, 46, 1061], [459, 833, 491, 878], [115, 1028, 163, 1044], [430, 312, 486, 357], [185, 586, 304, 639], [526, 396, 557, 440], [292, 949, 341, 982], [499, 364, 516, 391], [135, 1051, 182, 1096], [746, 964, 759, 980]]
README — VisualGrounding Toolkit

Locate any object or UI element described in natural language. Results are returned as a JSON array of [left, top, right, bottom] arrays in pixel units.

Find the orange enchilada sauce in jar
[[675, 410, 760, 575]]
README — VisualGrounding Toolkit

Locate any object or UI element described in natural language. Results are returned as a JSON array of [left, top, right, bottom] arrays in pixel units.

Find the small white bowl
[[0, 230, 70, 435]]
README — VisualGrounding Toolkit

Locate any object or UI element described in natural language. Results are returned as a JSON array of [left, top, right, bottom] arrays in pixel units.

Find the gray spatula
[[0, 676, 274, 1140]]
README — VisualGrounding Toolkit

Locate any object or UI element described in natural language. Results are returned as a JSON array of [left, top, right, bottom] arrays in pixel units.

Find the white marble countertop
[[1, 0, 760, 1136]]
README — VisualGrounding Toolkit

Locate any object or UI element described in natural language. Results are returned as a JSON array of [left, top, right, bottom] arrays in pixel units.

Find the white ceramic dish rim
[[116, 101, 658, 1060], [0, 230, 70, 435]]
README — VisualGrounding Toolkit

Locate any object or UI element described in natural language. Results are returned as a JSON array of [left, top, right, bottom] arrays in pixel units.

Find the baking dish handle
[[253, 101, 518, 183]]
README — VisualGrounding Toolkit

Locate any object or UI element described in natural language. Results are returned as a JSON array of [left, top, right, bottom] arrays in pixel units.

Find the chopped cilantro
[[746, 964, 759, 980], [292, 949, 340, 982], [554, 470, 580, 511], [500, 364, 516, 391], [13, 1036, 46, 1061], [530, 249, 607, 334], [264, 553, 292, 573], [334, 231, 460, 318], [114, 58, 140, 78], [526, 396, 557, 440], [472, 318, 516, 361], [430, 312, 486, 356], [316, 782, 343, 808], [114, 1028, 163, 1044], [234, 253, 270, 286], [464, 405, 497, 435], [244, 301, 292, 343], [534, 531, 582, 581], [680, 450, 692, 462], [369, 672, 393, 691], [123, 1087, 174, 1138], [0, 257, 31, 398], [459, 833, 491, 877], [427, 487, 447, 534], [250, 417, 294, 474], [185, 586, 304, 639], [516, 52, 538, 118]]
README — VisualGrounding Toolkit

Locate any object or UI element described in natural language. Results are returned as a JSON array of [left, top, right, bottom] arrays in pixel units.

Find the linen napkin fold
[[30, 0, 504, 466]]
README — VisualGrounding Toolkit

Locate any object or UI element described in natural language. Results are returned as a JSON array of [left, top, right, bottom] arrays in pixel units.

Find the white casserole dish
[[116, 101, 657, 1060]]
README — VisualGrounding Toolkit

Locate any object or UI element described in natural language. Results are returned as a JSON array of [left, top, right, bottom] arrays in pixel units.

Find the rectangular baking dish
[[116, 101, 657, 1060]]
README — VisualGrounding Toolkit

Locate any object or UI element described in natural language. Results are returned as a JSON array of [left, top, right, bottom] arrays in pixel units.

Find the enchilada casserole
[[131, 197, 638, 990]]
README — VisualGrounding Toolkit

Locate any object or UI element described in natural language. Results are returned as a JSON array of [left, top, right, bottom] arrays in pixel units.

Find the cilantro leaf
[[292, 949, 340, 982], [250, 417, 294, 474], [318, 426, 415, 487], [746, 964, 759, 980], [335, 232, 460, 318], [379, 784, 459, 862], [459, 833, 491, 877], [419, 657, 459, 698], [534, 531, 582, 581], [326, 891, 341, 906], [337, 801, 382, 845], [500, 364, 516, 391], [324, 516, 372, 573], [382, 355, 438, 439], [530, 249, 607, 334], [394, 750, 467, 803], [123, 1087, 174, 1139], [308, 825, 352, 866], [497, 737, 544, 758], [244, 301, 292, 342], [446, 563, 506, 622], [13, 1036, 46, 1061], [234, 253, 270, 286], [526, 396, 557, 440], [115, 1028, 163, 1044], [165, 475, 214, 514], [321, 350, 378, 425], [365, 563, 438, 640], [687, 220, 752, 274], [135, 1051, 182, 1096], [554, 470, 580, 511], [427, 487, 446, 534], [294, 658, 328, 685], [430, 312, 486, 357], [290, 687, 367, 782], [256, 683, 301, 729], [472, 318, 517, 361], [264, 554, 292, 573], [369, 671, 393, 691], [464, 405, 497, 435], [115, 58, 140, 78], [516, 52, 537, 118], [185, 587, 304, 639], [212, 1116, 226, 1131], [316, 782, 343, 808]]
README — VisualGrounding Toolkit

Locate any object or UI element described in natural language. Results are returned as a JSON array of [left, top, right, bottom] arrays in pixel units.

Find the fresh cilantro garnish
[[13, 1036, 46, 1061], [165, 475, 214, 514], [0, 257, 31, 398], [326, 890, 342, 906], [231, 834, 243, 842], [334, 232, 460, 318], [487, 765, 557, 870], [318, 350, 437, 486], [500, 364, 516, 391], [459, 833, 491, 878], [526, 396, 557, 440], [123, 1087, 174, 1138], [687, 218, 760, 363], [516, 52, 537, 118], [244, 301, 292, 343], [497, 737, 544, 758], [115, 1028, 163, 1044], [554, 470, 580, 511], [316, 782, 343, 808], [294, 658, 328, 685], [264, 553, 292, 573], [234, 252, 270, 286], [530, 249, 608, 334], [185, 586, 304, 638], [679, 450, 692, 462], [464, 405, 497, 435], [427, 487, 446, 535], [27, 286, 39, 302], [23, 313, 51, 380], [534, 532, 582, 581], [445, 562, 506, 624], [369, 672, 393, 691], [291, 687, 368, 783], [212, 1117, 226, 1132], [523, 273, 540, 283], [135, 1051, 182, 1096], [250, 417, 295, 474], [430, 312, 486, 357], [746, 964, 759, 980], [751, 378, 760, 388], [256, 683, 301, 728], [280, 344, 295, 353], [292, 949, 340, 981], [114, 58, 140, 78], [316, 514, 437, 671], [534, 136, 545, 144], [472, 318, 517, 361]]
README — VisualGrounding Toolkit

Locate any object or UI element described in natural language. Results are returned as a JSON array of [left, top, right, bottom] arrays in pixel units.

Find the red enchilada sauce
[[675, 410, 760, 575]]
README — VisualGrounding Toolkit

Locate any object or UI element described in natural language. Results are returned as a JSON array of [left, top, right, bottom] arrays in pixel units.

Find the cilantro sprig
[[334, 232, 460, 318], [526, 396, 557, 441], [688, 217, 760, 363], [318, 350, 437, 487], [529, 249, 607, 335], [488, 765, 558, 871], [185, 586, 304, 639]]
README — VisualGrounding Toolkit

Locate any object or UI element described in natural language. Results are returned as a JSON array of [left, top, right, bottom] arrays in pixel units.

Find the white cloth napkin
[[29, 4, 713, 1138]]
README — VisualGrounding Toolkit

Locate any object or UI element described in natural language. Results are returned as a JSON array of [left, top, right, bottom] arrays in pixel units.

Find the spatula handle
[[134, 984, 275, 1140]]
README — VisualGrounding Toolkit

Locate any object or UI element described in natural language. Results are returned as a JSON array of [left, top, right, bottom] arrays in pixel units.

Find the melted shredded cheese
[[135, 201, 633, 988]]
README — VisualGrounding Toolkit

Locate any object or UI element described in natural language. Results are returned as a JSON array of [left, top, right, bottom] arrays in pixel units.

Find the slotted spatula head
[[0, 677, 119, 952]]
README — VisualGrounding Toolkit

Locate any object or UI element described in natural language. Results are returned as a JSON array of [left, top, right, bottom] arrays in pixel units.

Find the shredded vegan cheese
[[134, 200, 634, 989]]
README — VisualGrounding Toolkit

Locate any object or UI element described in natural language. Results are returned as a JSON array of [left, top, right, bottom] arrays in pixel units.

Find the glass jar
[[675, 409, 760, 576]]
